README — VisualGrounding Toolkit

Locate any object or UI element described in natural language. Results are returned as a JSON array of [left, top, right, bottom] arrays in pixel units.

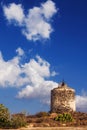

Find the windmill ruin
[[51, 81, 76, 113]]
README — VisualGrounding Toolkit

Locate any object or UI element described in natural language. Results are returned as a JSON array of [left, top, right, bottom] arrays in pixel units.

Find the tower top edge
[[52, 82, 75, 92]]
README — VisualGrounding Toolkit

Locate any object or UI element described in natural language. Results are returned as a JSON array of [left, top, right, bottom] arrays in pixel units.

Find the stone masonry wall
[[51, 88, 75, 113]]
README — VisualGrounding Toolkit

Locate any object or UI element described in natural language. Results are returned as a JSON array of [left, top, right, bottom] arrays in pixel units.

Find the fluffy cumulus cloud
[[16, 55, 58, 101], [0, 48, 57, 103], [0, 51, 21, 87], [76, 95, 87, 112], [3, 0, 57, 41], [3, 3, 25, 25]]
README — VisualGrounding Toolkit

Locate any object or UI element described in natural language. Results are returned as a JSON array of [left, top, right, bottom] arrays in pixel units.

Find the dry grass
[[26, 111, 87, 127]]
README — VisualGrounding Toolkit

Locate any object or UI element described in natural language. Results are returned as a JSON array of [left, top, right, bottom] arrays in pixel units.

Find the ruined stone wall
[[51, 88, 75, 113]]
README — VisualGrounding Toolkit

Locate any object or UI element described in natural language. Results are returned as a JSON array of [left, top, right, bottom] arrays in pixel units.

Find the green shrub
[[11, 114, 27, 128], [55, 113, 73, 122]]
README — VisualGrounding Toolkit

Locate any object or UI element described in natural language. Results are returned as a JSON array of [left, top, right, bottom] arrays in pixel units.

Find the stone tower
[[51, 82, 76, 113]]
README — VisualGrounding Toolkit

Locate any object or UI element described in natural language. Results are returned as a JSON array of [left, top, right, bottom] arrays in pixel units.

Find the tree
[[0, 104, 10, 128]]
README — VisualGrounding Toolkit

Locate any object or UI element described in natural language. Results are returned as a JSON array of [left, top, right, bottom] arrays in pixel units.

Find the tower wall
[[51, 84, 75, 113]]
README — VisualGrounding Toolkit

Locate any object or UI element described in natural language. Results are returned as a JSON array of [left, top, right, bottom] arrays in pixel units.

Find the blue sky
[[0, 0, 87, 114]]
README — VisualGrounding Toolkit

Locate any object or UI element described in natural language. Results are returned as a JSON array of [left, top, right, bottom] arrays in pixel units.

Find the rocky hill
[[26, 111, 87, 127]]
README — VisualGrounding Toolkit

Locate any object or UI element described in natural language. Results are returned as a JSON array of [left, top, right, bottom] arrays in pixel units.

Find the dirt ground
[[0, 127, 87, 130], [20, 127, 87, 130]]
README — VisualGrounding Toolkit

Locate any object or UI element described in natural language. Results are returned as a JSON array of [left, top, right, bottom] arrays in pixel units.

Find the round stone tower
[[51, 82, 76, 113]]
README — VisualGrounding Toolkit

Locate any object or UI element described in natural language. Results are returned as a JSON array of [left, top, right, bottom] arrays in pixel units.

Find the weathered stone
[[51, 82, 76, 113]]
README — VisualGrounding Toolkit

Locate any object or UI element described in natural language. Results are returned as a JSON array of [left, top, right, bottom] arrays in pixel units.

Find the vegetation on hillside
[[0, 104, 10, 128], [0, 104, 27, 128], [35, 111, 49, 117], [54, 113, 73, 122], [0, 104, 87, 128], [26, 111, 87, 127]]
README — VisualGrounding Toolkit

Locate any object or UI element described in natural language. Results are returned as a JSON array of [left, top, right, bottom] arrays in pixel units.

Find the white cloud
[[3, 3, 25, 25], [23, 10, 52, 41], [0, 51, 22, 87], [41, 0, 57, 19], [51, 71, 58, 76], [3, 0, 57, 41], [0, 61, 19, 87], [17, 55, 58, 100], [76, 95, 87, 112], [17, 80, 57, 99], [16, 47, 24, 56], [0, 48, 57, 103]]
